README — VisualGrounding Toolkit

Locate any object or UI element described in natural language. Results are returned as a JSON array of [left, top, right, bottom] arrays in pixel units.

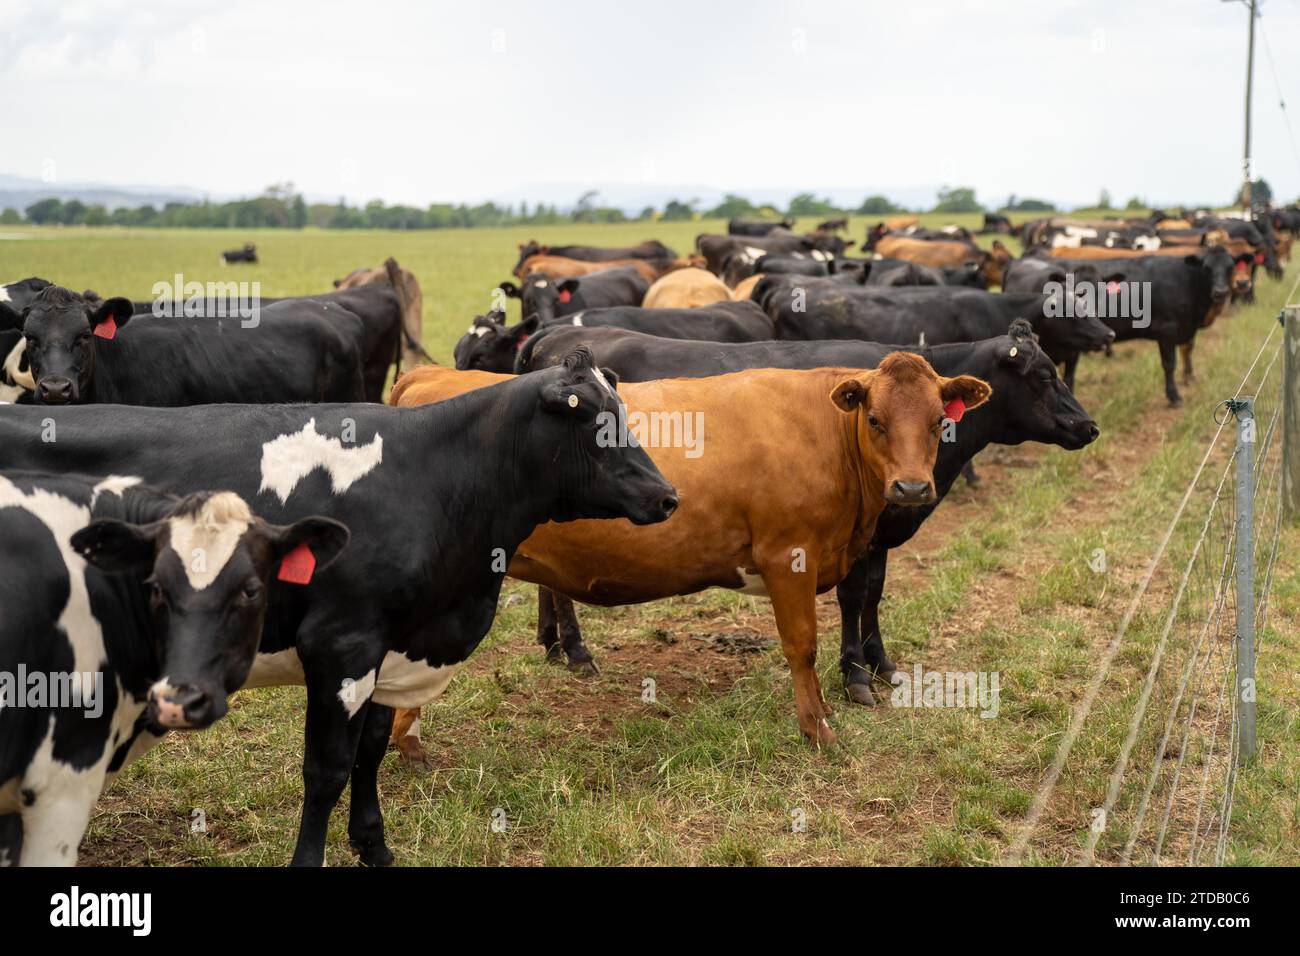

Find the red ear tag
[[557, 289, 572, 304], [943, 397, 966, 422], [1254, 252, 1265, 264], [93, 317, 117, 340], [1234, 261, 1249, 275], [277, 543, 316, 585], [515, 333, 530, 351]]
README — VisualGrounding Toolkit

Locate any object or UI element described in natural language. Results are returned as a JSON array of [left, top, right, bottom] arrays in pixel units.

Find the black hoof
[[846, 682, 878, 706], [350, 838, 394, 867], [567, 658, 600, 676], [544, 643, 566, 664]]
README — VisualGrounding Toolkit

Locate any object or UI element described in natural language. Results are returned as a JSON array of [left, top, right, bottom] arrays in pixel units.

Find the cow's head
[[72, 492, 349, 730], [865, 223, 890, 251], [985, 320, 1099, 450], [831, 352, 991, 505], [500, 273, 576, 323], [512, 241, 547, 278], [1185, 246, 1241, 308], [531, 346, 677, 525], [453, 309, 538, 373], [1034, 277, 1117, 357], [12, 286, 133, 405]]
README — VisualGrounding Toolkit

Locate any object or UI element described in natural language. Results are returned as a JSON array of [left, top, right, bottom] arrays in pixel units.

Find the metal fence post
[[1231, 397, 1257, 763], [1284, 306, 1300, 522]]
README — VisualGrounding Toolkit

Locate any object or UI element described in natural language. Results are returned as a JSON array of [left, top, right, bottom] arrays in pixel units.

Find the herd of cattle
[[0, 202, 1292, 866]]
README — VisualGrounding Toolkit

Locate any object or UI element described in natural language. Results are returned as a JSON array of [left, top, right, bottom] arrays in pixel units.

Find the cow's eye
[[240, 582, 262, 603], [867, 414, 881, 430], [147, 579, 165, 603]]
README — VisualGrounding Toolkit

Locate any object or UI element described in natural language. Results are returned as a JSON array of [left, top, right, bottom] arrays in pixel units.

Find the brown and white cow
[[386, 355, 990, 747]]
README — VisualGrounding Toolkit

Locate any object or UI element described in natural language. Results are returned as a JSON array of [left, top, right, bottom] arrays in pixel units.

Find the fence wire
[[1005, 313, 1290, 866]]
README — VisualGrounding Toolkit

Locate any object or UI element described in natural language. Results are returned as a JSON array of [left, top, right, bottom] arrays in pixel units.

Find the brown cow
[[386, 355, 991, 749], [643, 267, 732, 308], [518, 254, 696, 284], [730, 273, 765, 301], [875, 236, 1010, 288]]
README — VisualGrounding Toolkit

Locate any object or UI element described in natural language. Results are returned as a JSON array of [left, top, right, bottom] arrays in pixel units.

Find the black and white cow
[[221, 243, 258, 265], [0, 347, 677, 865], [0, 278, 52, 403], [0, 472, 348, 865], [0, 285, 368, 406], [497, 265, 649, 324]]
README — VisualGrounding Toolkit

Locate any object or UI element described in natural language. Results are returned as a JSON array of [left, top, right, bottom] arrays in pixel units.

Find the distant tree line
[[13, 183, 1243, 231]]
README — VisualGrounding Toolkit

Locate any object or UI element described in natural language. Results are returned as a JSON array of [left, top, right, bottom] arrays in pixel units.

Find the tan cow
[[519, 254, 698, 284], [642, 267, 732, 308], [386, 356, 991, 747], [875, 236, 1011, 288], [332, 258, 428, 370], [730, 273, 765, 301]]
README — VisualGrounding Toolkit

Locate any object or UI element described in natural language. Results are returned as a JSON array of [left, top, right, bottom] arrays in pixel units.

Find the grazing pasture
[[2, 213, 1297, 866]]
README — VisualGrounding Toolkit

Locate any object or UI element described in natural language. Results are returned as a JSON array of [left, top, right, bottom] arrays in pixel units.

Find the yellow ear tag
[[567, 394, 579, 408], [1009, 346, 1018, 357]]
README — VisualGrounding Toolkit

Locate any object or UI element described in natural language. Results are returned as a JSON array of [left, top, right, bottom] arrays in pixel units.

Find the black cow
[[727, 218, 795, 236], [753, 254, 829, 278], [979, 213, 1014, 235], [864, 258, 988, 289], [511, 240, 676, 277], [0, 286, 367, 407], [456, 300, 774, 372], [221, 243, 257, 264], [1049, 246, 1248, 405], [0, 472, 348, 865], [0, 348, 676, 865], [498, 266, 648, 324], [753, 277, 1115, 366], [513, 321, 1098, 699], [0, 278, 53, 403]]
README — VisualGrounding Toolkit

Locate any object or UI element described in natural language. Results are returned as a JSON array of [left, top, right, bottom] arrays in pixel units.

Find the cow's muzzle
[[36, 377, 75, 405], [888, 480, 934, 505], [148, 683, 225, 730]]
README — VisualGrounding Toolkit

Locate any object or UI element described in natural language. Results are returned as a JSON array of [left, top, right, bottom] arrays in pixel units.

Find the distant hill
[[0, 173, 210, 213]]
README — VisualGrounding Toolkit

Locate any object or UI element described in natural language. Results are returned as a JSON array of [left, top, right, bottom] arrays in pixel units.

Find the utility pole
[[1224, 0, 1259, 218]]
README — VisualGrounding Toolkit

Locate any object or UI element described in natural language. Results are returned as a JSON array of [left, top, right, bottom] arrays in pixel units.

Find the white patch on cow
[[1134, 235, 1161, 251], [469, 325, 489, 337], [2, 339, 32, 394], [258, 418, 383, 505], [165, 492, 252, 591], [0, 283, 11, 303], [372, 652, 462, 709], [90, 475, 141, 507], [591, 365, 616, 397], [571, 315, 584, 326], [338, 669, 377, 717], [733, 567, 768, 596], [403, 716, 421, 739], [744, 246, 766, 261], [242, 648, 306, 688], [919, 331, 927, 346], [533, 278, 548, 288], [871, 253, 884, 261], [811, 250, 829, 261]]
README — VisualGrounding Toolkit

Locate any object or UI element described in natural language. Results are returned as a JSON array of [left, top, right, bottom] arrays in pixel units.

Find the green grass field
[[3, 216, 1297, 866]]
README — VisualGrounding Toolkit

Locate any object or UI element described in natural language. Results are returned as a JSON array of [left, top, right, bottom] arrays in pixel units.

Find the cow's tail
[[384, 257, 434, 370]]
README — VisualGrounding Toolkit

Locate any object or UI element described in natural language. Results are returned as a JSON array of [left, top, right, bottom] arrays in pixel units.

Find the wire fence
[[1004, 287, 1297, 867]]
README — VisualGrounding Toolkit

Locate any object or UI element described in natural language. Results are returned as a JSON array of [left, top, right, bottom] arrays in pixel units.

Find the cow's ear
[[558, 278, 580, 295], [512, 314, 540, 338], [830, 374, 872, 412], [939, 375, 992, 413], [71, 518, 160, 574], [599, 367, 620, 389], [91, 297, 133, 332], [268, 516, 350, 575], [843, 240, 857, 249], [498, 282, 521, 298]]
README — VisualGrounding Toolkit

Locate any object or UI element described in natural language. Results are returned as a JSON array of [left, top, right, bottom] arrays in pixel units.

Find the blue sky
[[2, 0, 1298, 208]]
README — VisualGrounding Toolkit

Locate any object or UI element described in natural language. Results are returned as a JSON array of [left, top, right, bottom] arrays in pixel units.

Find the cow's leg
[[836, 555, 877, 706], [1061, 352, 1080, 392], [763, 563, 835, 747], [859, 545, 897, 686], [1158, 340, 1181, 406], [1179, 341, 1195, 383], [553, 592, 598, 674], [537, 586, 563, 663], [0, 813, 21, 866], [18, 782, 100, 866], [348, 702, 395, 866], [291, 647, 383, 867], [960, 460, 981, 487], [390, 707, 431, 767]]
